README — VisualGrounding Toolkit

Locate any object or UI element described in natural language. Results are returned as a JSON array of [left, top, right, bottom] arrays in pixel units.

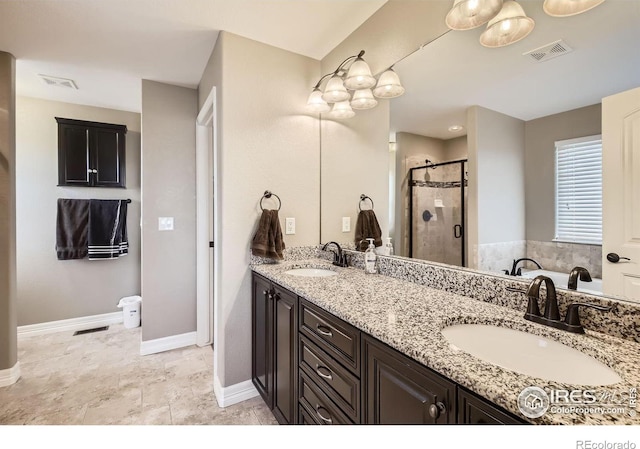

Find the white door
[[602, 86, 640, 301]]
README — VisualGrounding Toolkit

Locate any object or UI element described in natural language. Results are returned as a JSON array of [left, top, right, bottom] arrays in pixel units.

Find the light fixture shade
[[543, 0, 605, 17], [445, 0, 504, 30], [344, 58, 376, 90], [350, 89, 378, 110], [373, 69, 405, 99], [479, 0, 535, 48], [322, 75, 350, 102], [329, 101, 356, 119], [306, 88, 331, 113]]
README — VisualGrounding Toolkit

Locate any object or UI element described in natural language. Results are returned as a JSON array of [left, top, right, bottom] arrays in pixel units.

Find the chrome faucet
[[510, 258, 542, 276], [524, 275, 611, 333], [567, 266, 592, 290], [321, 241, 349, 267]]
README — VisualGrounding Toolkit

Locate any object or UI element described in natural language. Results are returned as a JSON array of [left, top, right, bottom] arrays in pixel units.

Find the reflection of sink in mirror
[[520, 269, 602, 296], [284, 268, 338, 278], [441, 324, 622, 386]]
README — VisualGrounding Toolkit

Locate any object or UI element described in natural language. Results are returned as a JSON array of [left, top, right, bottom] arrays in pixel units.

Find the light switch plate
[[342, 217, 351, 232], [158, 217, 174, 231], [285, 217, 295, 235]]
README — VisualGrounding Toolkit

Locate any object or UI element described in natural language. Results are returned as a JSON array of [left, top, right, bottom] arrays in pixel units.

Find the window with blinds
[[554, 135, 602, 245]]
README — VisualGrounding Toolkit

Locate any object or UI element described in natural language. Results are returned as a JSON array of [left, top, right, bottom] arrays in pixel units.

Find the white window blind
[[555, 135, 602, 245]]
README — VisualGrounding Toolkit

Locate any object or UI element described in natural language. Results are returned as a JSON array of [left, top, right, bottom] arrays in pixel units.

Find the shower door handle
[[453, 224, 463, 239]]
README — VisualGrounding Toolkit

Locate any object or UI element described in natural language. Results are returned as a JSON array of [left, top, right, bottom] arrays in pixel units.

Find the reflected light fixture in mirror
[[479, 0, 535, 48], [306, 49, 405, 118], [445, 0, 504, 30], [543, 0, 606, 17]]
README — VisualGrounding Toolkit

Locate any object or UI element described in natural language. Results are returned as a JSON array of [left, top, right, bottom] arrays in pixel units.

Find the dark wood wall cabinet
[[56, 117, 127, 188], [251, 272, 527, 425]]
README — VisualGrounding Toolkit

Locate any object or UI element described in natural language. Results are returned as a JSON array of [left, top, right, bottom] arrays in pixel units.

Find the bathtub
[[519, 269, 603, 296]]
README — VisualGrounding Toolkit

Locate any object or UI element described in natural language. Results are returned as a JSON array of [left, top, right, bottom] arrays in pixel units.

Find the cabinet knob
[[428, 401, 446, 420]]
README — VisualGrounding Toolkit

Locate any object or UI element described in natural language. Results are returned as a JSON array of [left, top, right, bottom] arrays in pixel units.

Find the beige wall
[[141, 80, 197, 342], [524, 103, 601, 241], [15, 97, 141, 325], [198, 32, 320, 387], [468, 106, 525, 268], [0, 51, 17, 371]]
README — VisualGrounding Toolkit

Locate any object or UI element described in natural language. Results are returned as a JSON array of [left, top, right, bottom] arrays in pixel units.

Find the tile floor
[[0, 324, 277, 425]]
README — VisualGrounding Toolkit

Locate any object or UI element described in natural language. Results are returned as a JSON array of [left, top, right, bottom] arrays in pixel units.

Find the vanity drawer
[[299, 298, 360, 373], [299, 335, 360, 422], [299, 370, 353, 425]]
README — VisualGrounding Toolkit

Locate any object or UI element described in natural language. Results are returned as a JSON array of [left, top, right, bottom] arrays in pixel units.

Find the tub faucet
[[510, 258, 542, 276], [567, 267, 592, 290], [322, 241, 348, 267]]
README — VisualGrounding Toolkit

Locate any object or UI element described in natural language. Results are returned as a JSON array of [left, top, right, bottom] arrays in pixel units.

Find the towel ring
[[260, 190, 281, 211], [359, 194, 374, 211]]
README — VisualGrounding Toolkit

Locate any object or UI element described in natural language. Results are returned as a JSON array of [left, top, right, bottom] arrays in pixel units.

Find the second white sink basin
[[284, 268, 338, 277], [441, 324, 622, 386]]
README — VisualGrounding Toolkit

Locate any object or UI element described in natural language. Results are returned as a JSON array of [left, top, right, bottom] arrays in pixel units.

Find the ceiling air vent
[[523, 40, 573, 63], [38, 74, 78, 89]]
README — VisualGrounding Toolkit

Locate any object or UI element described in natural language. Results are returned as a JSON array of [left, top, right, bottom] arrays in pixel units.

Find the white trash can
[[117, 295, 142, 329]]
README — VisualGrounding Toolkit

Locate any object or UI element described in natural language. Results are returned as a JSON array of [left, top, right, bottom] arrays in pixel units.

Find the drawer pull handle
[[316, 406, 333, 424], [316, 324, 333, 337], [316, 365, 333, 380]]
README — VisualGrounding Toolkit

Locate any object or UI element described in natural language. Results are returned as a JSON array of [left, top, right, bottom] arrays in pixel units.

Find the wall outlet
[[285, 217, 295, 235], [342, 217, 351, 232], [158, 217, 174, 231]]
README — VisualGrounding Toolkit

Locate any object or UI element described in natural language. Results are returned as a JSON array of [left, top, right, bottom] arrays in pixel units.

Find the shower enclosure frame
[[408, 159, 468, 266]]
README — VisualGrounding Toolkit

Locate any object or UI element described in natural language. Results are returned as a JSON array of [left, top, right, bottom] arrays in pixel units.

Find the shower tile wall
[[527, 240, 602, 279]]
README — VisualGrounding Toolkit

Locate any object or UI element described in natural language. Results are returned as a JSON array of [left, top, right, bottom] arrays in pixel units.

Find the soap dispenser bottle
[[385, 237, 394, 256], [364, 238, 378, 274]]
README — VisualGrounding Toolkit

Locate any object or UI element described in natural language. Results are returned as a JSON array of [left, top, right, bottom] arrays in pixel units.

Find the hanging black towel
[[88, 199, 129, 260], [355, 209, 382, 251], [56, 199, 90, 260], [251, 209, 285, 260]]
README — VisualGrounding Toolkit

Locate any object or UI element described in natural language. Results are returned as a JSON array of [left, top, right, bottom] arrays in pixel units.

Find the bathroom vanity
[[250, 254, 640, 425]]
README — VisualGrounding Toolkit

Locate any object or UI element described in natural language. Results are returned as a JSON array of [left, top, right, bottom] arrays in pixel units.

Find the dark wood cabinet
[[362, 335, 456, 424], [251, 273, 297, 424], [56, 117, 127, 188], [251, 272, 529, 425], [458, 388, 526, 424]]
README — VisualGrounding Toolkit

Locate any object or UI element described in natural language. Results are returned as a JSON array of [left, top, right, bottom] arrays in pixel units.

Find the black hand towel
[[56, 198, 90, 260], [88, 199, 129, 260], [251, 209, 285, 260], [355, 209, 382, 251]]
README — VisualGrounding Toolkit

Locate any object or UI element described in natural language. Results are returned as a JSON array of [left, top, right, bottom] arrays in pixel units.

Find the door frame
[[196, 87, 218, 347]]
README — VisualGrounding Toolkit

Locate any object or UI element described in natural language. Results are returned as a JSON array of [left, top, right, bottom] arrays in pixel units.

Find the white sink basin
[[284, 268, 338, 277], [441, 324, 622, 386]]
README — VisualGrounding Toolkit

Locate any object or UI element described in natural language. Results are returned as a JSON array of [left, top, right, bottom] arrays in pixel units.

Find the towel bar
[[260, 190, 281, 211], [359, 194, 374, 211]]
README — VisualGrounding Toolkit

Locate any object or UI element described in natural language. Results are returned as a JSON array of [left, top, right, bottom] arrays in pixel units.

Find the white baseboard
[[17, 312, 123, 338], [140, 331, 197, 356], [0, 362, 21, 387], [213, 376, 259, 408]]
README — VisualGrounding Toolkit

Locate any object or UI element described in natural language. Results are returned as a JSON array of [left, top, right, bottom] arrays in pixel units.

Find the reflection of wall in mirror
[[393, 132, 467, 257]]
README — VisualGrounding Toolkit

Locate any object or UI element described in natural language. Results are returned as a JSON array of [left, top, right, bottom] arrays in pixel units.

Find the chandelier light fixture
[[445, 0, 606, 48], [306, 50, 405, 119]]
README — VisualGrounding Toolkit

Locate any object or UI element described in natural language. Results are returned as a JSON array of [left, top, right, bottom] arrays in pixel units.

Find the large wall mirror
[[320, 0, 640, 302]]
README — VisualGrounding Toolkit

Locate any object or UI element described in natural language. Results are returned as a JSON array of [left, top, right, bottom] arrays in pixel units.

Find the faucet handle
[[564, 302, 612, 333]]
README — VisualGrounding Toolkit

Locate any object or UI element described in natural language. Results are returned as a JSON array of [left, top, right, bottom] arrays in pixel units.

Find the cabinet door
[[458, 388, 526, 424], [58, 124, 90, 186], [252, 274, 273, 408], [272, 284, 298, 424], [91, 127, 125, 187], [363, 336, 456, 424]]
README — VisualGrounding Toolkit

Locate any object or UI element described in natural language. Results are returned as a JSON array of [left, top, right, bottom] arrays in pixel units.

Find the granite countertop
[[251, 258, 640, 425]]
